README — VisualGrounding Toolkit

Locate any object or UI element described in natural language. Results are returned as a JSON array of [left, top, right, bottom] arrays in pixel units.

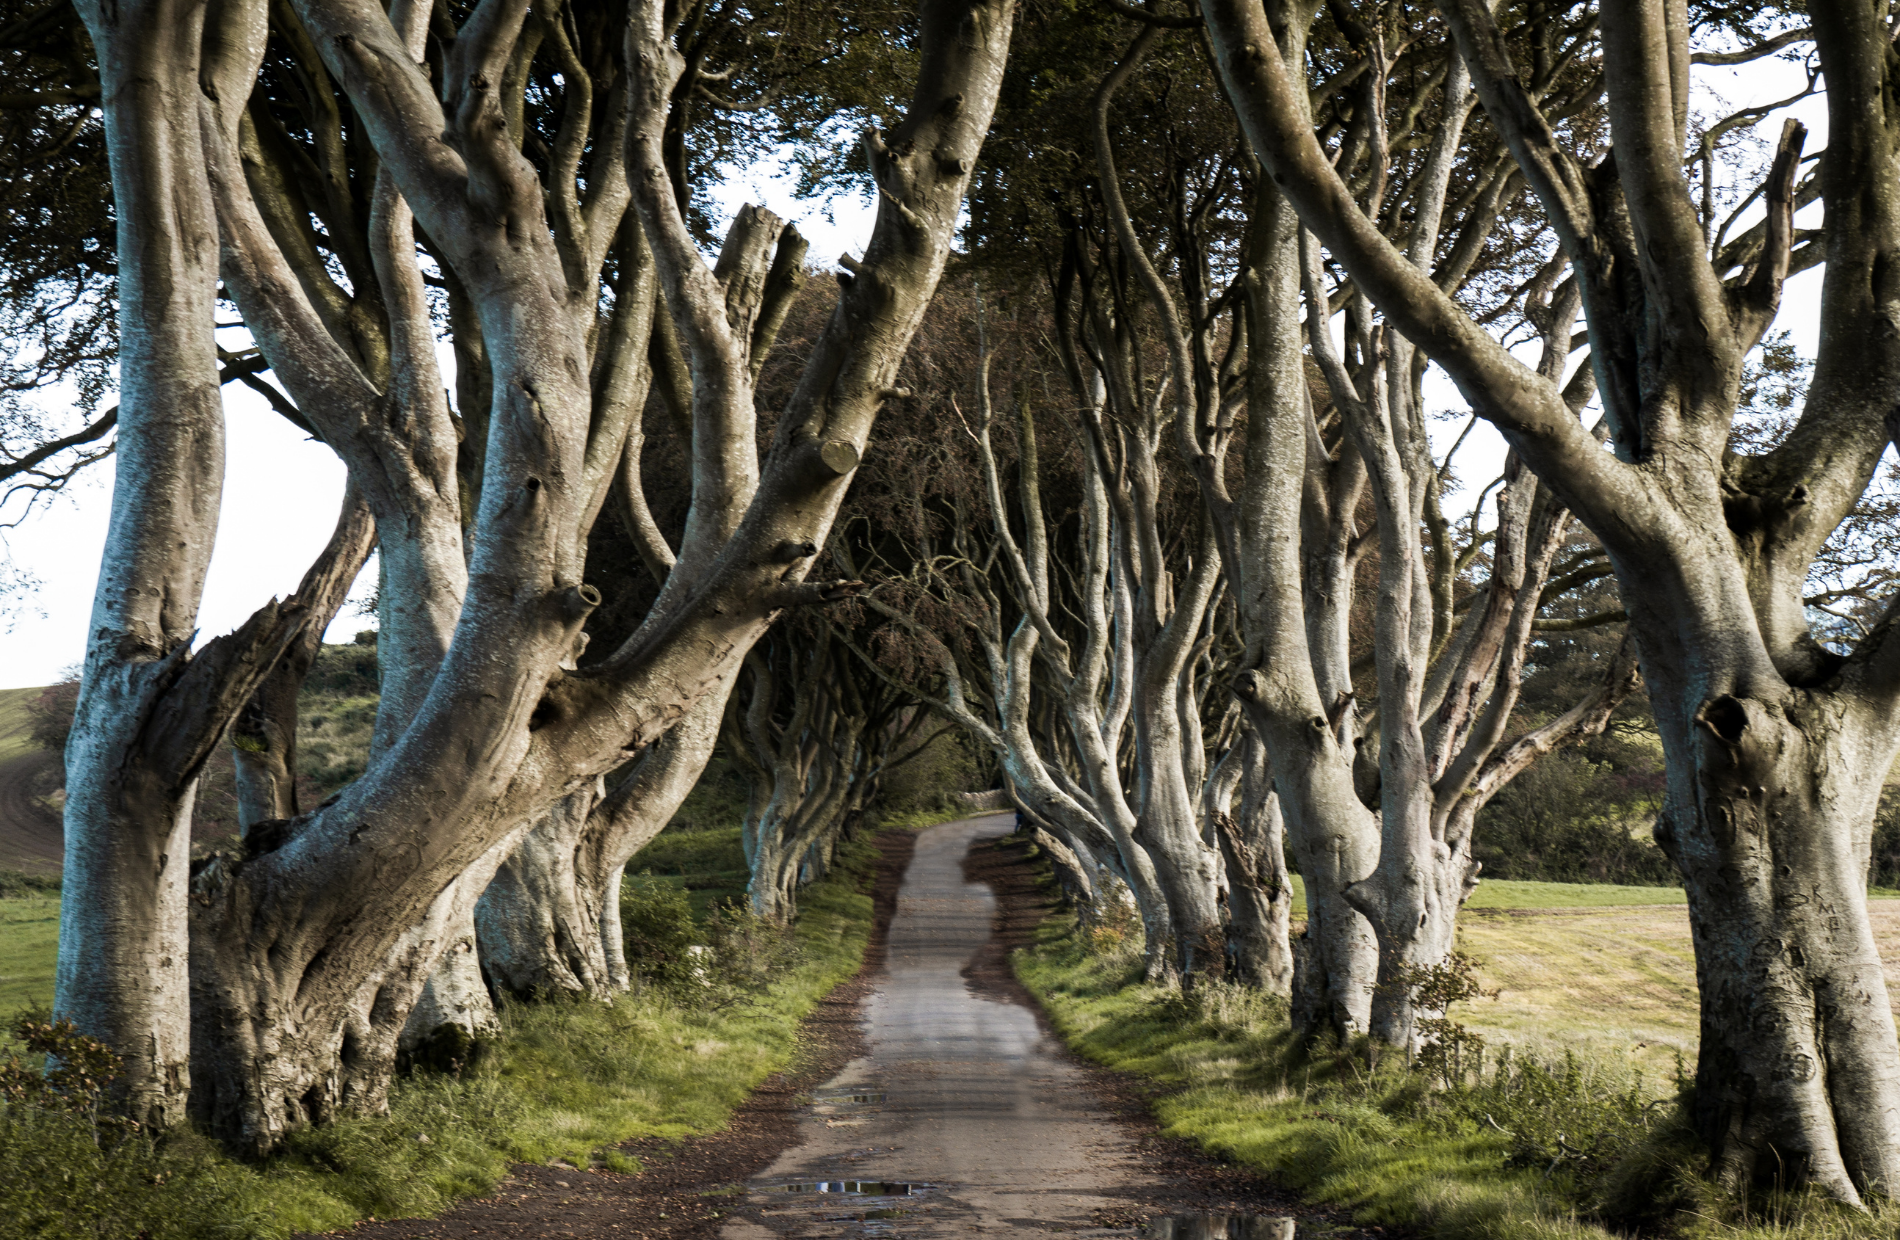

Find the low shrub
[[0, 870, 57, 899], [619, 876, 703, 990], [0, 1013, 258, 1239]]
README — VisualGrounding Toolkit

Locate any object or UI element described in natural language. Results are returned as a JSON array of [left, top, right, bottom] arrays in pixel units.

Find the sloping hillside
[[0, 686, 60, 876]]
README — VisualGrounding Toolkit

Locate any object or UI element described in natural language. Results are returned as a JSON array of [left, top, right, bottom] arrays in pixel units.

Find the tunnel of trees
[[7, 0, 1900, 1211]]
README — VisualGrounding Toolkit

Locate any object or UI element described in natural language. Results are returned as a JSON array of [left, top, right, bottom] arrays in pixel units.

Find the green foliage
[[699, 902, 805, 1000], [0, 1012, 260, 1239], [0, 870, 56, 899], [0, 1012, 126, 1120], [0, 1109, 260, 1240], [1435, 1049, 1657, 1202], [1869, 787, 1900, 889], [1393, 953, 1492, 1091], [618, 878, 702, 990], [871, 726, 984, 821], [1472, 741, 1675, 886]]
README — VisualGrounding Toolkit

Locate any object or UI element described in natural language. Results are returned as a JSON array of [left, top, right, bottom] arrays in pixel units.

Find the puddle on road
[[812, 1088, 888, 1105], [762, 1180, 925, 1196], [752, 1179, 934, 1236], [1144, 1215, 1299, 1239]]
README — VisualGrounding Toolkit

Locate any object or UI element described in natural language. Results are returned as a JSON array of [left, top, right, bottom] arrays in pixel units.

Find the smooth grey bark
[[471, 204, 806, 998], [476, 782, 610, 997], [54, 0, 225, 1129], [55, 0, 392, 1124], [1081, 30, 1246, 982], [1209, 733, 1293, 992], [474, 665, 738, 996], [1201, 0, 1900, 1202], [169, 0, 1016, 1154]]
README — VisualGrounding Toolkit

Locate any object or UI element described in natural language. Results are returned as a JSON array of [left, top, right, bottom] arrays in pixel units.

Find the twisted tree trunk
[[1210, 733, 1293, 992]]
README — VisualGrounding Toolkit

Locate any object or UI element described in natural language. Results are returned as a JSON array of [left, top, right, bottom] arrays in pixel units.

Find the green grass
[[1016, 913, 1624, 1239], [0, 894, 56, 1014], [1285, 875, 1900, 917], [1465, 878, 1686, 909], [1289, 875, 1693, 915], [1018, 850, 1900, 1240], [0, 830, 882, 1239], [0, 687, 40, 764]]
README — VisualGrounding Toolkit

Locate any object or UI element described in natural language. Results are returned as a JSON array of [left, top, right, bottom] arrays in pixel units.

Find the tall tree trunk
[[1200, 0, 1900, 1197], [56, 0, 226, 1127], [476, 782, 610, 997], [1648, 623, 1900, 1197], [1130, 540, 1227, 982], [1212, 734, 1293, 992], [473, 663, 740, 998]]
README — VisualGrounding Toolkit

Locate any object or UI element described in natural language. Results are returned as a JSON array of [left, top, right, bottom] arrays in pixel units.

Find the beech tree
[[1201, 0, 1900, 1203], [724, 616, 937, 921], [891, 4, 1637, 1009], [60, 0, 1014, 1151]]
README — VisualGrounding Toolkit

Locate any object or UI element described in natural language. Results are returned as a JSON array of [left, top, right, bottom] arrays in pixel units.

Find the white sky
[[0, 48, 1834, 689]]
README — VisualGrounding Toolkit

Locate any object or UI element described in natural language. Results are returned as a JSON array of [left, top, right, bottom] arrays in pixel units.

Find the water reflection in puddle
[[1145, 1215, 1298, 1239], [763, 1180, 922, 1196]]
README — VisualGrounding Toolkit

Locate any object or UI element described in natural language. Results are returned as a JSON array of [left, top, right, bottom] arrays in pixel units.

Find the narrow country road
[[327, 819, 1345, 1240], [723, 815, 1296, 1239]]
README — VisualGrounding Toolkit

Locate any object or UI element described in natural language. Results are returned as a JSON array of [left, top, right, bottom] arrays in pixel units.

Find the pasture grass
[[0, 830, 882, 1240], [1016, 847, 1900, 1240], [0, 892, 56, 1016]]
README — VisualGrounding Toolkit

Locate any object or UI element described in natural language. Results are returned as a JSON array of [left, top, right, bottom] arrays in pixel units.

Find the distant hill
[[0, 686, 61, 876]]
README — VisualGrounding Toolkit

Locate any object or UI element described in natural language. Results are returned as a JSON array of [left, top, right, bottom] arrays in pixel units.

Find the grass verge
[[1016, 881, 1900, 1238], [0, 830, 882, 1240], [0, 891, 56, 1015]]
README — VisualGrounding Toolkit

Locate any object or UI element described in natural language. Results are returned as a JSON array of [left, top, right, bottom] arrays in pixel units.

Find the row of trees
[[10, 0, 1900, 1210]]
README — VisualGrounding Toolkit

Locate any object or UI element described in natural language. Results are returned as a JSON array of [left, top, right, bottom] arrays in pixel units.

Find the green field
[[1286, 873, 1891, 918], [0, 893, 56, 1013]]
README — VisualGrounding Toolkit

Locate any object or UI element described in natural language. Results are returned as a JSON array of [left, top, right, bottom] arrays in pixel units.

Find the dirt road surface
[[330, 818, 1364, 1240], [719, 815, 1316, 1239]]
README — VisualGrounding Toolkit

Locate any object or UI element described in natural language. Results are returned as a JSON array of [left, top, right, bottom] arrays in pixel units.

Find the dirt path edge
[[961, 829, 1413, 1238], [323, 826, 917, 1240]]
